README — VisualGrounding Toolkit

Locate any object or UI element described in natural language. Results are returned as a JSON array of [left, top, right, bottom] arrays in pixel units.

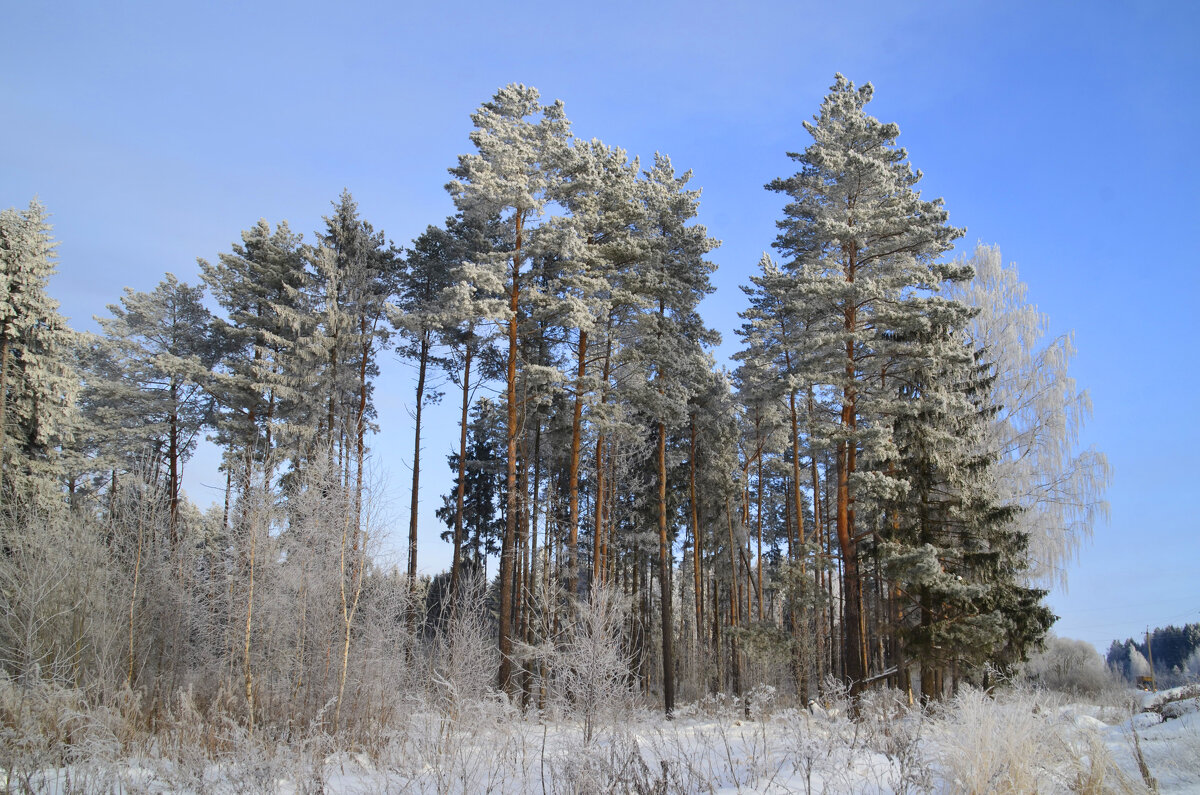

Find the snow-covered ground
[[4, 685, 1198, 793]]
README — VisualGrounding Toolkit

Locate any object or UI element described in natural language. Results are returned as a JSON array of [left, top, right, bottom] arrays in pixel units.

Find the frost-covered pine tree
[[200, 219, 308, 498], [767, 75, 963, 689], [624, 153, 719, 716], [93, 274, 221, 538], [314, 192, 399, 522], [554, 139, 642, 598], [0, 200, 79, 510], [425, 213, 505, 603], [446, 84, 572, 694]]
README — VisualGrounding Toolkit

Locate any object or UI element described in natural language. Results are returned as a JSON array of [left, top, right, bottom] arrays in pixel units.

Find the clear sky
[[4, 0, 1197, 656]]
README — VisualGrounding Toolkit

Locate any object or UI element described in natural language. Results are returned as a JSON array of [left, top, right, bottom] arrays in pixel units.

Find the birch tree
[[946, 243, 1109, 587]]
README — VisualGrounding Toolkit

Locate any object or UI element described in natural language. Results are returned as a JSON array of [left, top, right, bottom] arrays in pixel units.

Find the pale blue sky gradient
[[4, 0, 1197, 655]]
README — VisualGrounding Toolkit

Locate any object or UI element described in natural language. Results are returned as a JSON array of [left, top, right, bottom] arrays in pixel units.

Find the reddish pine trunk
[[498, 213, 523, 695], [407, 334, 429, 588], [567, 329, 587, 597], [592, 320, 613, 588], [727, 501, 742, 700], [657, 422, 675, 716], [690, 418, 703, 644], [756, 444, 764, 622], [450, 342, 472, 606], [837, 251, 867, 688]]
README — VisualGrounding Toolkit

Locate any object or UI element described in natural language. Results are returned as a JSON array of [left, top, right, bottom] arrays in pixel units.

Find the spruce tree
[[0, 200, 78, 510]]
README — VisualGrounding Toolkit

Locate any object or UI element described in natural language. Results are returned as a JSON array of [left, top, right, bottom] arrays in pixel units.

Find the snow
[[5, 686, 1199, 793]]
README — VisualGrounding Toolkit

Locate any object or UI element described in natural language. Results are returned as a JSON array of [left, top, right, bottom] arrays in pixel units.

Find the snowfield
[[4, 684, 1198, 793]]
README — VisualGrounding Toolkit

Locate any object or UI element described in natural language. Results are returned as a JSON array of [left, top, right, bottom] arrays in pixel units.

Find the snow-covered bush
[[1026, 635, 1120, 697], [555, 585, 635, 743], [932, 687, 1130, 793]]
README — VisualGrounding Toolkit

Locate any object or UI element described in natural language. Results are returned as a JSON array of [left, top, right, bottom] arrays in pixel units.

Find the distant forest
[[1107, 623, 1200, 685]]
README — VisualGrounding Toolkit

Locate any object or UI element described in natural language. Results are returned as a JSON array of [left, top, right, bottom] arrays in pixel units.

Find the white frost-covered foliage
[[1025, 635, 1115, 696], [1128, 647, 1153, 678], [0, 199, 79, 506], [947, 243, 1110, 587], [1185, 647, 1200, 680], [4, 682, 1160, 793]]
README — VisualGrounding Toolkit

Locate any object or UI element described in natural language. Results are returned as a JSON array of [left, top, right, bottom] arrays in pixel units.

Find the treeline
[[0, 76, 1108, 729], [1107, 623, 1200, 685]]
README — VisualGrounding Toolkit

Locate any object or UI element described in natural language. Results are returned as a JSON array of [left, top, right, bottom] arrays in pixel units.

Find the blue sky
[[4, 0, 1198, 655]]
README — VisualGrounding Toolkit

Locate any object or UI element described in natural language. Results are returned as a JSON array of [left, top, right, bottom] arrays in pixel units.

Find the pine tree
[[394, 220, 463, 591], [766, 75, 964, 690], [555, 139, 642, 598], [447, 84, 572, 694], [314, 192, 399, 521], [93, 274, 221, 539], [200, 219, 308, 499], [624, 154, 719, 716], [423, 213, 505, 603]]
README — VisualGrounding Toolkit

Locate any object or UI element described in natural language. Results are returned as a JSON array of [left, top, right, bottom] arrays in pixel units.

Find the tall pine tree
[[767, 75, 963, 690]]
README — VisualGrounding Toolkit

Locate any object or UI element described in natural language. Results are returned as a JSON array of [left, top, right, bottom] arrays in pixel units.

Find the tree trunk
[[450, 342, 473, 606], [408, 333, 429, 589], [592, 319, 613, 589], [0, 335, 8, 502], [755, 430, 764, 623], [567, 329, 587, 597], [836, 436, 865, 687], [690, 417, 703, 648], [498, 212, 524, 695], [808, 388, 825, 682], [657, 421, 675, 717], [244, 497, 258, 733], [838, 244, 867, 691], [168, 378, 180, 545], [354, 316, 372, 542], [787, 384, 806, 562], [727, 501, 742, 701]]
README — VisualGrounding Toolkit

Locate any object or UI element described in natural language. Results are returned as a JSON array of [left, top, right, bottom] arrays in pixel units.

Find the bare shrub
[[428, 573, 497, 719], [557, 585, 635, 743]]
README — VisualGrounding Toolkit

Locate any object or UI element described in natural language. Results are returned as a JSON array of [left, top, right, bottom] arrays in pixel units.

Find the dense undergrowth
[[4, 671, 1197, 793]]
